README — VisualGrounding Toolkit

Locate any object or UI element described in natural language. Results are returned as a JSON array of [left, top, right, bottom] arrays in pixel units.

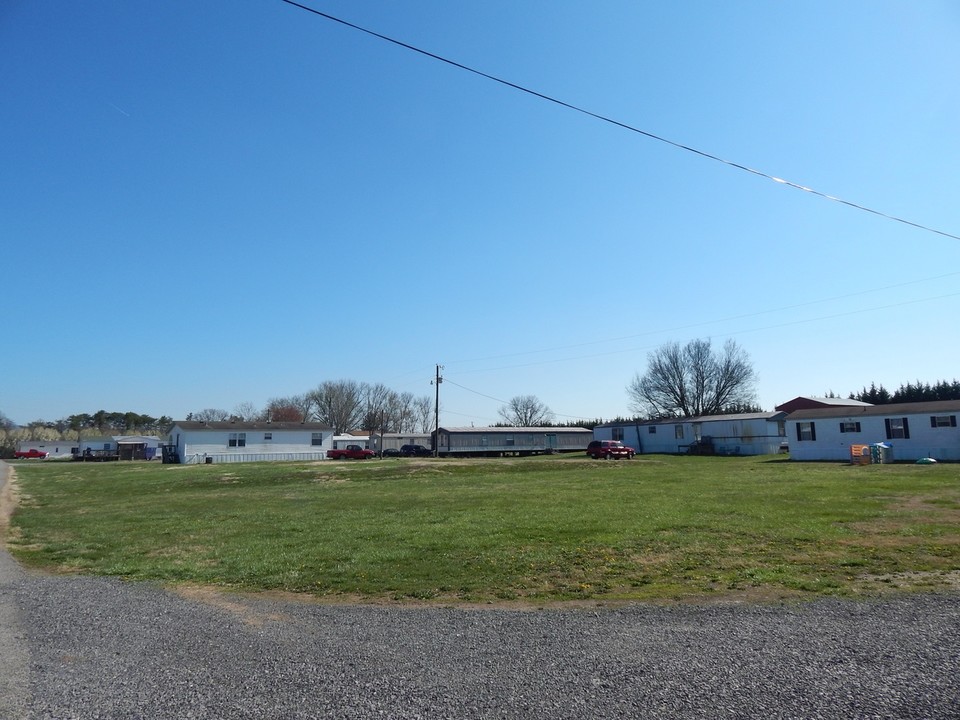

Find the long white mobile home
[[166, 421, 334, 464], [595, 412, 788, 456], [785, 400, 960, 462]]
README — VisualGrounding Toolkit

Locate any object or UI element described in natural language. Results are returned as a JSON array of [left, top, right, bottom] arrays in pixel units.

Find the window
[[796, 422, 816, 441], [264, 432, 272, 441], [931, 415, 957, 428], [777, 421, 786, 437], [885, 418, 910, 440], [674, 425, 684, 439], [610, 427, 623, 441], [311, 433, 323, 446], [839, 422, 861, 433], [228, 433, 246, 448], [505, 436, 515, 446], [648, 426, 657, 434]]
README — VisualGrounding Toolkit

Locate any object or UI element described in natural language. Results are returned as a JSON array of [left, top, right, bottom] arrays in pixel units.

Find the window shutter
[[855, 422, 861, 433], [796, 423, 802, 441], [810, 422, 816, 441], [885, 419, 892, 439], [931, 416, 937, 428], [902, 417, 910, 439], [953, 416, 958, 427], [839, 423, 846, 434]]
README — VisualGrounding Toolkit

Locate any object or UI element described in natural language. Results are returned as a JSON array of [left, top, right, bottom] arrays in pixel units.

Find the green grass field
[[6, 454, 960, 604]]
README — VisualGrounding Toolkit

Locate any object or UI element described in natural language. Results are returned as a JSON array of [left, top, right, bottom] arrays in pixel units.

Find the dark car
[[400, 444, 432, 457], [382, 448, 401, 458], [586, 440, 635, 460]]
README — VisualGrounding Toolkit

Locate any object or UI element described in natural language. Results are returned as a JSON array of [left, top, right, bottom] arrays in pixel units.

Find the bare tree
[[627, 339, 757, 418], [498, 395, 554, 427], [190, 408, 230, 422], [413, 395, 433, 433], [309, 380, 365, 434], [360, 383, 394, 432], [232, 402, 262, 422]]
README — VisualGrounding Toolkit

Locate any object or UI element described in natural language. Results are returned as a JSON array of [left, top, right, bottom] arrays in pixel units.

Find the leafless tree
[[360, 383, 394, 432], [414, 395, 433, 433], [498, 395, 554, 427], [190, 408, 230, 422], [626, 338, 757, 418], [309, 380, 365, 434], [231, 402, 262, 422]]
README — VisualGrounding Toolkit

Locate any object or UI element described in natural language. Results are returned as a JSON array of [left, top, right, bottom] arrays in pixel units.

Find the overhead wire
[[279, 0, 960, 243]]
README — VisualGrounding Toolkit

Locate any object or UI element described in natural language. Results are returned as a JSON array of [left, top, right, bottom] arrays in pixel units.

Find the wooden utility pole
[[433, 364, 443, 457]]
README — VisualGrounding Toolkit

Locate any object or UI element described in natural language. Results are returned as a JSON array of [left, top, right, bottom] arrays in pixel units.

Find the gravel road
[[1, 462, 958, 719]]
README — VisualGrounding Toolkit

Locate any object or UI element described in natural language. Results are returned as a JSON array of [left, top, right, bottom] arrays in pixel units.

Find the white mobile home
[[15, 439, 78, 458], [166, 421, 334, 464], [595, 412, 788, 456], [434, 426, 592, 457], [785, 400, 960, 462]]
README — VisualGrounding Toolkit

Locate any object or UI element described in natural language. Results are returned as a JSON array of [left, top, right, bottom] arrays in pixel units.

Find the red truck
[[326, 444, 375, 460], [14, 448, 49, 459]]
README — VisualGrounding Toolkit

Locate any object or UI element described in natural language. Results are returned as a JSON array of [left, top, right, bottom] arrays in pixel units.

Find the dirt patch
[[0, 464, 19, 542], [171, 585, 293, 626]]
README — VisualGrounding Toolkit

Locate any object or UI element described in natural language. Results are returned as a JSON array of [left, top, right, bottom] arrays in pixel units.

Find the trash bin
[[205, 456, 213, 464]]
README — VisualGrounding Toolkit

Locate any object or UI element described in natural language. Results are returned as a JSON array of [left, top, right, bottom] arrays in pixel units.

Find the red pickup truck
[[14, 448, 49, 459], [326, 444, 375, 460]]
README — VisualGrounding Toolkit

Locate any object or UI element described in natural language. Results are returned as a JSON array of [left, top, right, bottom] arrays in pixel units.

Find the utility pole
[[433, 364, 443, 457]]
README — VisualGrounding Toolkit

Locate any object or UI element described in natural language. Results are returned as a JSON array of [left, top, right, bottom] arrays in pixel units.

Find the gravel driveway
[[1, 461, 958, 719]]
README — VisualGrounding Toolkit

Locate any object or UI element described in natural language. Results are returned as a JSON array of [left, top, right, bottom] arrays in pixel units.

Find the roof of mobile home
[[786, 400, 960, 421]]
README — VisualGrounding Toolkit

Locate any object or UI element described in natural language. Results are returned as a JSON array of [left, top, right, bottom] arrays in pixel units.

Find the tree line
[[187, 380, 435, 435], [849, 379, 960, 405]]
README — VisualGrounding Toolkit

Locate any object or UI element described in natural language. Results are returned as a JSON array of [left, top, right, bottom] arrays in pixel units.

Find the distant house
[[370, 432, 433, 454], [165, 421, 334, 464], [15, 439, 77, 459], [331, 433, 371, 450], [17, 436, 164, 460], [595, 412, 788, 456], [775, 396, 873, 413], [785, 400, 960, 462], [433, 426, 592, 457]]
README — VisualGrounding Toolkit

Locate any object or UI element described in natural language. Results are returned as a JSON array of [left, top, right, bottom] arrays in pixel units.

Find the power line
[[450, 290, 960, 377], [279, 0, 960, 243], [446, 269, 960, 367]]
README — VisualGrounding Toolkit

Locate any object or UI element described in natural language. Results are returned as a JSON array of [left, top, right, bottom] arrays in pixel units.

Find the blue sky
[[2, 1, 958, 426]]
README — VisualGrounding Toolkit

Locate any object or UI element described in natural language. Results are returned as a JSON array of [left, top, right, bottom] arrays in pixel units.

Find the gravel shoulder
[[2, 461, 959, 719]]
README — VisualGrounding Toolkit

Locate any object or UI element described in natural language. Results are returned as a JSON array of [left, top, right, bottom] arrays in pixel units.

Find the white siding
[[787, 411, 960, 462], [596, 414, 787, 456], [169, 426, 334, 464]]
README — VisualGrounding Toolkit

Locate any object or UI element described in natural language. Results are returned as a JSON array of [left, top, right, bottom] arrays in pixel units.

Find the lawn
[[6, 454, 960, 604]]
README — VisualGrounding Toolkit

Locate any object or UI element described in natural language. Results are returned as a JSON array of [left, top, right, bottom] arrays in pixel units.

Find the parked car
[[382, 448, 401, 458], [400, 444, 432, 457], [586, 440, 635, 460], [14, 448, 49, 459], [326, 444, 375, 460]]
